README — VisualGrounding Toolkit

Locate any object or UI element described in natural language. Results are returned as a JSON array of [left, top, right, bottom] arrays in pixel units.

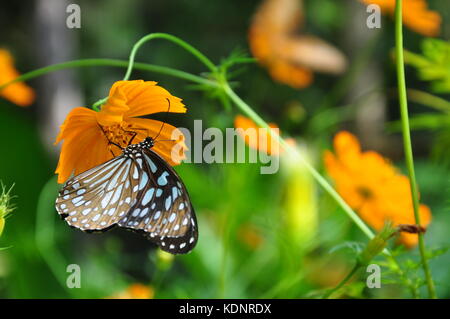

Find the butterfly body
[[55, 137, 198, 254]]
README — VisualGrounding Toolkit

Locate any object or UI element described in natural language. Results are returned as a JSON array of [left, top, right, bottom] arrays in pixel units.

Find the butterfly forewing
[[56, 155, 137, 230], [55, 138, 198, 255]]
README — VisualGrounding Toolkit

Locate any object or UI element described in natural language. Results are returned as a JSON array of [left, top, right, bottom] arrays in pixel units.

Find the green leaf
[[405, 39, 450, 93]]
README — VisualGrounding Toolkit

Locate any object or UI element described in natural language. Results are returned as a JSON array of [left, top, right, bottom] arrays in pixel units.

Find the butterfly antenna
[[153, 98, 171, 141]]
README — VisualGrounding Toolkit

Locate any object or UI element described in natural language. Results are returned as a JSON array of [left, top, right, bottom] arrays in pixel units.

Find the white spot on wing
[[138, 172, 148, 191], [101, 191, 114, 208], [142, 188, 155, 206], [157, 172, 169, 186], [140, 208, 149, 217], [165, 196, 172, 210]]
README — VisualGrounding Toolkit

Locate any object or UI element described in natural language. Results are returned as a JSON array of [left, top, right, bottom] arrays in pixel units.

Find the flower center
[[102, 123, 136, 151], [356, 186, 373, 200]]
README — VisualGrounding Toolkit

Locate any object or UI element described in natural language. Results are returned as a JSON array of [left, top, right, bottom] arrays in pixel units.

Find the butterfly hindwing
[[118, 148, 198, 254]]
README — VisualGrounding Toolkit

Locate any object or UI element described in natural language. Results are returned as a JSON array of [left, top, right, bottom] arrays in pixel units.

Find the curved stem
[[223, 82, 419, 296], [122, 33, 217, 81], [222, 83, 375, 240], [0, 58, 217, 92], [395, 0, 436, 298], [91, 33, 218, 109]]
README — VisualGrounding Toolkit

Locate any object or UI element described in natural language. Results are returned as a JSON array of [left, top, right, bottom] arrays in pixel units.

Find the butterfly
[[55, 136, 198, 254]]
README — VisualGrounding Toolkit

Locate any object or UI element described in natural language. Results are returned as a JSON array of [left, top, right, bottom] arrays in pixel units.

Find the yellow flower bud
[[0, 183, 15, 238], [280, 143, 318, 249]]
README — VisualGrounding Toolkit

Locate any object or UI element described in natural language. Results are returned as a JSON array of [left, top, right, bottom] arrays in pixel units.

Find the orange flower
[[360, 0, 441, 37], [0, 49, 35, 106], [107, 284, 154, 299], [234, 115, 284, 155], [55, 80, 187, 184], [324, 131, 431, 247], [237, 223, 265, 250], [248, 0, 347, 89]]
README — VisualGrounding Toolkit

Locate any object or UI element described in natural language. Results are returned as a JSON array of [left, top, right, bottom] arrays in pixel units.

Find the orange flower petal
[[324, 131, 432, 248], [333, 131, 361, 167], [55, 107, 109, 183], [248, 0, 346, 89], [234, 115, 284, 155], [269, 60, 313, 89], [107, 80, 186, 118], [96, 86, 129, 126], [107, 284, 154, 299], [125, 117, 187, 166], [0, 49, 35, 107]]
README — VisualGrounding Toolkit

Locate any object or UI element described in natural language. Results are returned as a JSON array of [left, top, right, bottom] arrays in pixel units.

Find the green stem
[[385, 254, 419, 298], [122, 33, 218, 81], [223, 82, 418, 296], [222, 83, 375, 240], [395, 0, 436, 299], [322, 264, 361, 299], [91, 33, 218, 109], [0, 58, 217, 92]]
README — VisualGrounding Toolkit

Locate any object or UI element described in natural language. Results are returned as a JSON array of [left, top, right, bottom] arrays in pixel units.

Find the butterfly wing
[[55, 155, 141, 231], [55, 146, 198, 255], [117, 148, 198, 254]]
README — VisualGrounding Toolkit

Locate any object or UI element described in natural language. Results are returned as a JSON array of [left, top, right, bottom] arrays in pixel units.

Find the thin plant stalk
[[0, 59, 216, 93], [394, 0, 436, 298]]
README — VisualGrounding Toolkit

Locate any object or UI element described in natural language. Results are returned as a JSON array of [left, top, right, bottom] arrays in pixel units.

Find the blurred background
[[0, 0, 449, 298]]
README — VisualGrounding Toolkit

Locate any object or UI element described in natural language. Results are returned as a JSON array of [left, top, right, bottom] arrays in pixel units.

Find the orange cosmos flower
[[0, 49, 35, 106], [234, 115, 285, 155], [234, 115, 296, 155], [237, 223, 265, 250], [324, 131, 431, 247], [107, 284, 154, 299], [360, 0, 441, 37], [55, 80, 187, 184], [248, 0, 347, 89]]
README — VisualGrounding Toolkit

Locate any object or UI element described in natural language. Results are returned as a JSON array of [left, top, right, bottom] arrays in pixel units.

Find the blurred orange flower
[[0, 49, 35, 106], [237, 223, 265, 250], [107, 284, 154, 299], [360, 0, 441, 37], [55, 80, 187, 184], [324, 131, 431, 247], [248, 0, 347, 89], [234, 115, 285, 155]]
